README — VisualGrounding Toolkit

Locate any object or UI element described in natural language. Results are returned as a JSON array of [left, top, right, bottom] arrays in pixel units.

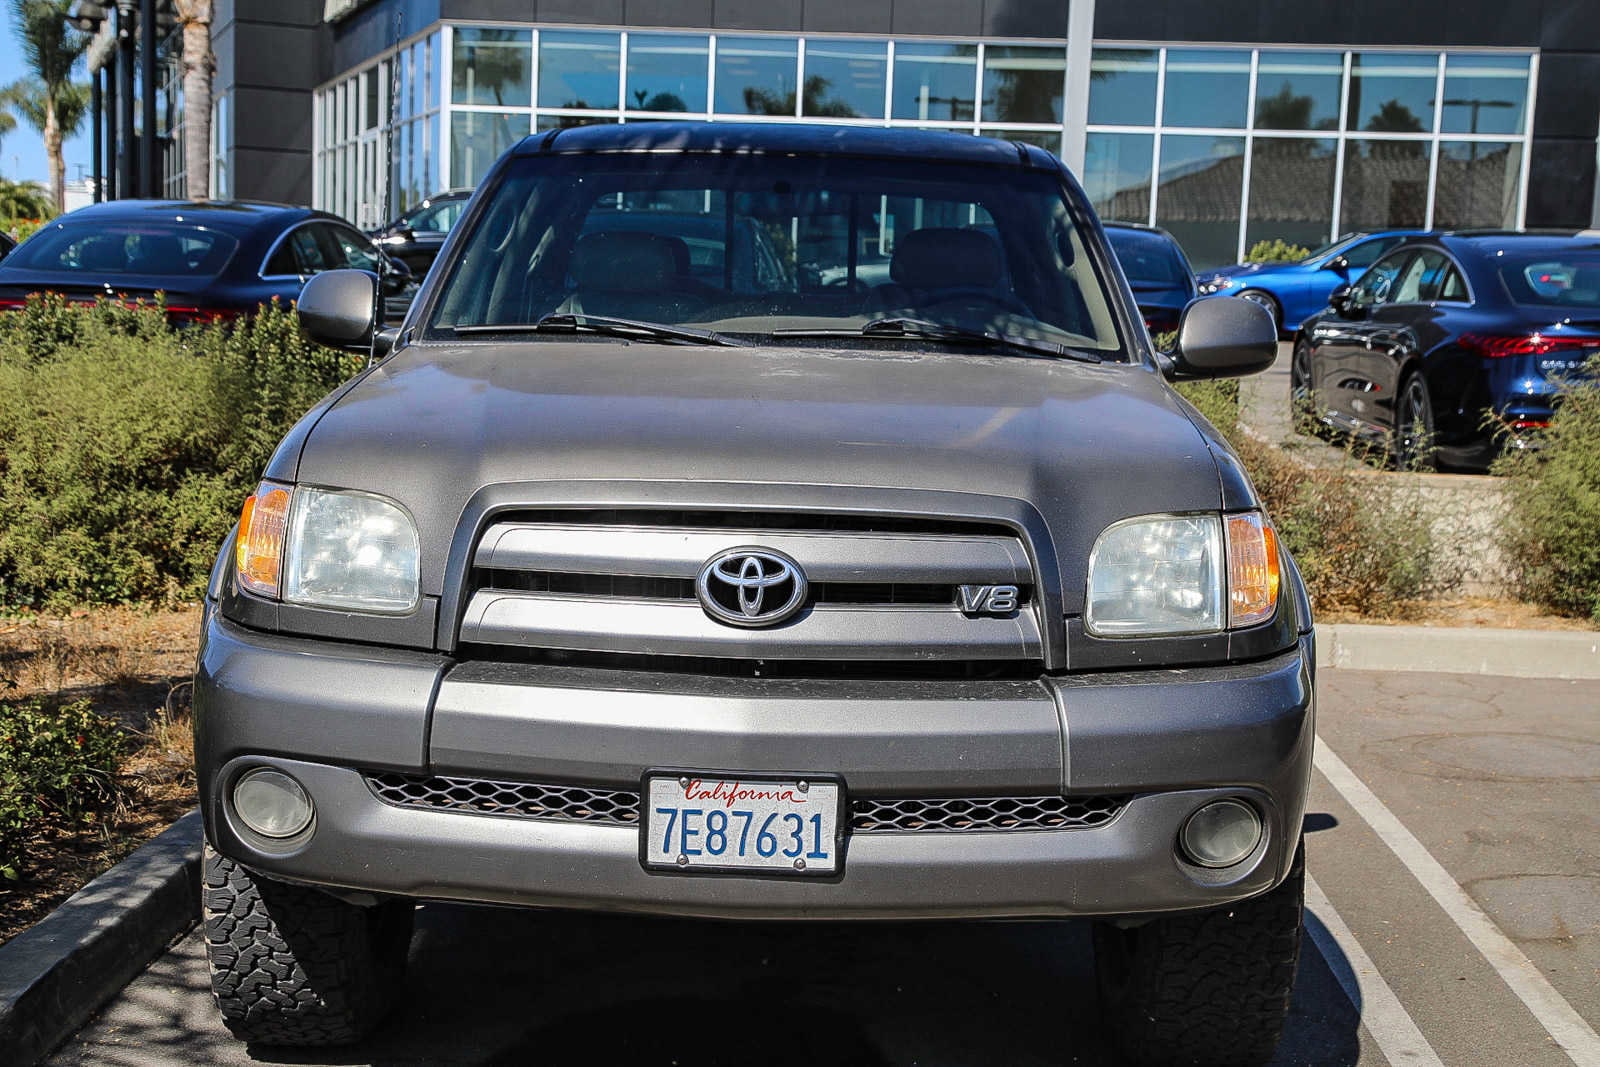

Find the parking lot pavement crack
[[1315, 737, 1600, 1067]]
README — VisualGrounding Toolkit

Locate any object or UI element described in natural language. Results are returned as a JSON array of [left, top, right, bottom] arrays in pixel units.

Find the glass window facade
[[313, 29, 1536, 270], [1086, 45, 1535, 267]]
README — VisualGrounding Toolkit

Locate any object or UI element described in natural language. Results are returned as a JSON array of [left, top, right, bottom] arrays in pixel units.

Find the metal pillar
[[103, 51, 117, 199], [1061, 0, 1097, 177], [140, 0, 157, 197], [117, 2, 135, 198], [91, 69, 103, 202]]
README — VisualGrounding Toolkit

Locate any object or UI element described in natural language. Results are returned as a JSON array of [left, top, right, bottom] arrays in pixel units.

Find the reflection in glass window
[[1154, 135, 1245, 270], [1347, 53, 1438, 134], [452, 27, 531, 107], [539, 31, 620, 110], [893, 43, 977, 122], [802, 40, 886, 119], [983, 46, 1065, 124], [1255, 52, 1342, 131], [450, 111, 531, 187], [1434, 141, 1521, 229], [1340, 139, 1431, 231], [1440, 54, 1528, 136], [1084, 132, 1153, 221], [982, 128, 1061, 155], [627, 34, 709, 113], [1246, 138, 1336, 250], [1163, 50, 1250, 129], [714, 37, 798, 115], [1089, 49, 1157, 127], [536, 114, 617, 132]]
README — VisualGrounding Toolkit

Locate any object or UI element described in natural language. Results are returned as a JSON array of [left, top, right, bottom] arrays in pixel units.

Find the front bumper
[[195, 611, 1314, 921]]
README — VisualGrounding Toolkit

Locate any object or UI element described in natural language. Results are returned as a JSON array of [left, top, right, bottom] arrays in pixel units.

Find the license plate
[[643, 774, 842, 876]]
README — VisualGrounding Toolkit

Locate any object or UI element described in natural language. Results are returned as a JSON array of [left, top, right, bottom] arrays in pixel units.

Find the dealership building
[[206, 0, 1600, 269]]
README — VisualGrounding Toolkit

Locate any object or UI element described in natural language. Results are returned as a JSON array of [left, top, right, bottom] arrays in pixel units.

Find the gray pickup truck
[[195, 123, 1312, 1066]]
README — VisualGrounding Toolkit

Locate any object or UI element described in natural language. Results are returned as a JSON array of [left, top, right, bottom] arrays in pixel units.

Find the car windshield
[[2, 221, 239, 279], [427, 152, 1123, 354], [1498, 250, 1600, 310], [1105, 229, 1188, 287]]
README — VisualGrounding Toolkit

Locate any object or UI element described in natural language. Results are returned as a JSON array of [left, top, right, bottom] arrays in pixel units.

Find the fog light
[[1180, 799, 1261, 868], [233, 768, 314, 838]]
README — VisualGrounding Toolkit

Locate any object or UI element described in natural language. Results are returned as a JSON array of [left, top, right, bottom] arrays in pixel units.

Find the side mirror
[[1163, 298, 1277, 381], [298, 269, 379, 350], [1328, 283, 1355, 317], [381, 254, 414, 295], [1324, 255, 1350, 273]]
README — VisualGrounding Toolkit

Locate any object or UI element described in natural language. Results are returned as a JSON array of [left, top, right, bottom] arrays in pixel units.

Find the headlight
[[1085, 512, 1280, 637], [234, 483, 420, 614]]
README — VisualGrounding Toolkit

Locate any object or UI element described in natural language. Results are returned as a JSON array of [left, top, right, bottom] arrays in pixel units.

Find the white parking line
[[1315, 737, 1600, 1067], [1305, 873, 1446, 1067]]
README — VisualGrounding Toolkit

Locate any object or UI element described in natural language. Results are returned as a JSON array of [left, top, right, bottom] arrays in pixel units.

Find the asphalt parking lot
[[43, 668, 1600, 1066]]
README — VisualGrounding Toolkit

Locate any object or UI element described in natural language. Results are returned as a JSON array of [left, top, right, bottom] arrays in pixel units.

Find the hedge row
[[0, 296, 363, 611]]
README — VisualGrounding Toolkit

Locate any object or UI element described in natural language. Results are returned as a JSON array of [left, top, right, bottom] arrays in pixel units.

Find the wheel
[[203, 844, 413, 1046], [1093, 843, 1304, 1067], [1238, 290, 1282, 336], [1289, 337, 1323, 436], [1394, 372, 1437, 472]]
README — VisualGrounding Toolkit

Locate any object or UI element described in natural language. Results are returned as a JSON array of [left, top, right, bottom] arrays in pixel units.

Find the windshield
[[1105, 229, 1189, 287], [1498, 250, 1600, 310], [2, 221, 239, 279], [427, 152, 1123, 354]]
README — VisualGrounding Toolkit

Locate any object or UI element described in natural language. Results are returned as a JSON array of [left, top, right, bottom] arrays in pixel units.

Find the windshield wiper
[[452, 313, 743, 347], [774, 317, 1103, 364]]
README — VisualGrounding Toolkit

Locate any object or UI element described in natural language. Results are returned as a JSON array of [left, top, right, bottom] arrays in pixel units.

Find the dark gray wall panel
[[234, 24, 324, 90], [982, 0, 1068, 38], [800, 0, 892, 34], [625, 0, 716, 27], [1526, 138, 1599, 228], [536, 0, 627, 23], [230, 146, 314, 205], [1533, 53, 1600, 140], [712, 0, 803, 31], [891, 0, 982, 37]]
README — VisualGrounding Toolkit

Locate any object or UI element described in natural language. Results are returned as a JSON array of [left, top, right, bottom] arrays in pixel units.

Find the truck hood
[[290, 341, 1226, 604]]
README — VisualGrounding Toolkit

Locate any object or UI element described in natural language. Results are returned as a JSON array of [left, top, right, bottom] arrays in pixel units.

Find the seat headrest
[[570, 231, 688, 293], [890, 228, 1004, 290]]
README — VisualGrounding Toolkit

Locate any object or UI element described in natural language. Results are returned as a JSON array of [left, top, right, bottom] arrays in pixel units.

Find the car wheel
[[1238, 289, 1282, 336], [1394, 372, 1438, 472], [1093, 842, 1304, 1067], [203, 845, 413, 1046], [1289, 337, 1323, 436]]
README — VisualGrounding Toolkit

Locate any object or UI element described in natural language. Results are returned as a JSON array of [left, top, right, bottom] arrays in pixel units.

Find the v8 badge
[[958, 584, 1020, 616]]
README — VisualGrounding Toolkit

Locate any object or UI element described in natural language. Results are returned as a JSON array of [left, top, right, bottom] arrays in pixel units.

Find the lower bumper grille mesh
[[364, 772, 1128, 833]]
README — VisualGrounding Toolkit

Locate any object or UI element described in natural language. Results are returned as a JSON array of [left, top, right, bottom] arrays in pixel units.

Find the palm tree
[[0, 107, 15, 171], [6, 0, 89, 212], [174, 0, 214, 200], [0, 175, 52, 220]]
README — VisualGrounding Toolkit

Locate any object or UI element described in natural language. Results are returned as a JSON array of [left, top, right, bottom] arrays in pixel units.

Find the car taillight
[[164, 305, 240, 325], [0, 298, 27, 312], [1459, 332, 1600, 358]]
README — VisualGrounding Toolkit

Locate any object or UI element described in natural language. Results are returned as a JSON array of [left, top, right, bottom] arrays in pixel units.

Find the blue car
[[1293, 231, 1600, 470], [1195, 230, 1425, 336]]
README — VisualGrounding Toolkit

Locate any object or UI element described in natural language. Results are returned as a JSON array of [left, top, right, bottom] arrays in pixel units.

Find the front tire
[[203, 845, 413, 1046], [1289, 337, 1322, 436], [1093, 844, 1304, 1067], [1394, 372, 1438, 471]]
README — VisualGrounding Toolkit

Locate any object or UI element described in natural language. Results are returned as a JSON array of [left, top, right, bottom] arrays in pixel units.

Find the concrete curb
[[1317, 623, 1600, 679], [0, 809, 202, 1067]]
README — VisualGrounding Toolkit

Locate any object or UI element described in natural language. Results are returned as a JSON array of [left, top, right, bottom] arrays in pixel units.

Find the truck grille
[[364, 772, 1127, 834], [459, 511, 1042, 663]]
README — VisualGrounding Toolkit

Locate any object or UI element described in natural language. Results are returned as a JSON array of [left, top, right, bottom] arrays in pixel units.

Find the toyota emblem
[[695, 548, 808, 628]]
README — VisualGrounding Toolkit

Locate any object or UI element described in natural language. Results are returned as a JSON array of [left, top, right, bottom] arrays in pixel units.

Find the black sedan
[[1103, 221, 1197, 341], [1291, 232, 1600, 469], [0, 200, 413, 325], [369, 189, 471, 275]]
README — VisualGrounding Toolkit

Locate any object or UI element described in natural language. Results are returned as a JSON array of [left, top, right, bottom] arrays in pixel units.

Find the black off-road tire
[[202, 844, 413, 1047], [1093, 843, 1304, 1067]]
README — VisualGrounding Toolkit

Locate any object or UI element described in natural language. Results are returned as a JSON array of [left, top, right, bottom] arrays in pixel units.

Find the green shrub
[[0, 699, 126, 880], [1244, 239, 1312, 264], [1494, 375, 1600, 620], [1175, 378, 1240, 438], [0, 295, 363, 610]]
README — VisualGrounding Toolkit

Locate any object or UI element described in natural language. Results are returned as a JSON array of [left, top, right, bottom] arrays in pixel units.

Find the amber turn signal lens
[[236, 483, 292, 598], [1226, 513, 1280, 628]]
